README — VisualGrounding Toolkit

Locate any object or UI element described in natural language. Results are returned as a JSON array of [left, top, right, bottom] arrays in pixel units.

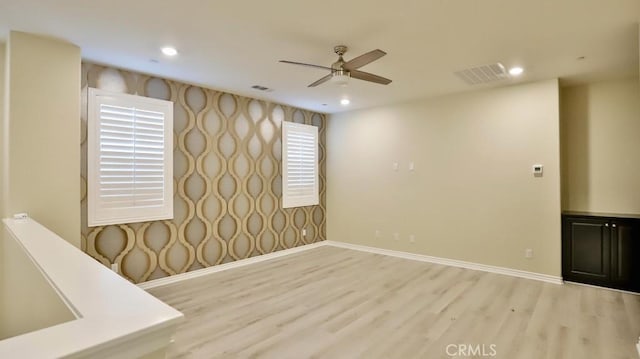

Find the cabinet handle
[[605, 223, 609, 227], [612, 224, 617, 228]]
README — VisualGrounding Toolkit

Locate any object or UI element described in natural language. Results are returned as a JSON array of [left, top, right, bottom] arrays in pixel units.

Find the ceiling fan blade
[[308, 74, 332, 87], [350, 70, 392, 85], [279, 60, 332, 71], [343, 49, 387, 70]]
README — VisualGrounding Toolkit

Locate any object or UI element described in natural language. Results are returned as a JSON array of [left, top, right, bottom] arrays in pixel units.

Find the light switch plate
[[532, 164, 543, 177]]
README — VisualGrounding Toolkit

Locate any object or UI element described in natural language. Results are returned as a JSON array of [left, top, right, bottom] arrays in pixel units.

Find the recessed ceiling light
[[161, 47, 178, 56], [508, 67, 524, 76], [340, 99, 350, 106]]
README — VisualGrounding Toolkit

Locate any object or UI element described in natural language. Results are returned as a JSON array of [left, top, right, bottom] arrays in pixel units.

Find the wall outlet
[[393, 233, 400, 241], [375, 230, 381, 238], [111, 263, 119, 273], [409, 162, 415, 171], [302, 228, 307, 236], [409, 234, 416, 243], [393, 162, 399, 171], [525, 249, 533, 259]]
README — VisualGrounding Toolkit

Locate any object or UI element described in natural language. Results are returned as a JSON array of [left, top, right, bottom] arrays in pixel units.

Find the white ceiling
[[0, 0, 638, 114]]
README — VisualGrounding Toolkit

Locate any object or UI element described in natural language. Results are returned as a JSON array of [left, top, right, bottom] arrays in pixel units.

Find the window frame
[[87, 88, 174, 227], [281, 121, 319, 209]]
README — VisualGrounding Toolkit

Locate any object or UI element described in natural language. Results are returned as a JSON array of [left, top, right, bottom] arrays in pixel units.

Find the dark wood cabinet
[[563, 217, 610, 282], [611, 220, 634, 285], [562, 214, 639, 292]]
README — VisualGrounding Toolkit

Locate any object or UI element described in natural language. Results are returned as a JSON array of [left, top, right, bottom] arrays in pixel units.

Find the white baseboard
[[139, 239, 565, 290], [138, 241, 326, 290], [324, 241, 564, 285], [564, 281, 639, 296]]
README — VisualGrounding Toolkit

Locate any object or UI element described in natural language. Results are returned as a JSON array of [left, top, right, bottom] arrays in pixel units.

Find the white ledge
[[0, 218, 184, 358]]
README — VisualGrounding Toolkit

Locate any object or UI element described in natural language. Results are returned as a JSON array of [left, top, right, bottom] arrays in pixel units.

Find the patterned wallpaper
[[80, 64, 326, 283]]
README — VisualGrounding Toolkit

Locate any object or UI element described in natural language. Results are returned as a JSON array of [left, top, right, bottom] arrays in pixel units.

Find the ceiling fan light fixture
[[330, 70, 351, 86]]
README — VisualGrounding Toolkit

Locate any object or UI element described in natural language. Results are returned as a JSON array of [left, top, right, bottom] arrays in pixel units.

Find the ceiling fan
[[280, 45, 392, 87]]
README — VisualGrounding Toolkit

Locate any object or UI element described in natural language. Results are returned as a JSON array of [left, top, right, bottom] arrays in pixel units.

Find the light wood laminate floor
[[148, 246, 640, 359]]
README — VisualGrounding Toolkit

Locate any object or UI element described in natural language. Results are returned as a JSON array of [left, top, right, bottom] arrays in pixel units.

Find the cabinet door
[[610, 221, 634, 285], [562, 217, 611, 284]]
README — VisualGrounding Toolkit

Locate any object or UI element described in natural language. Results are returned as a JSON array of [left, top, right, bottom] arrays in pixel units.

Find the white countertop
[[0, 217, 184, 358], [562, 210, 640, 220]]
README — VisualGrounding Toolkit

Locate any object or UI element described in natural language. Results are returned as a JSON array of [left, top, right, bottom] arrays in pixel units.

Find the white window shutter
[[282, 122, 319, 208], [87, 88, 174, 226]]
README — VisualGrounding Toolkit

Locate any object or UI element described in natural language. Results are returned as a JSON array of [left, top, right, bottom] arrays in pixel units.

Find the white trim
[[140, 240, 564, 290], [636, 337, 640, 358], [138, 241, 327, 290], [324, 241, 564, 285], [563, 280, 640, 296]]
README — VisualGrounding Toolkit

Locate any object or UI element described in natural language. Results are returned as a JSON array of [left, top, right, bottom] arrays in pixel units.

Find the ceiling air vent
[[454, 63, 508, 85], [251, 85, 273, 92]]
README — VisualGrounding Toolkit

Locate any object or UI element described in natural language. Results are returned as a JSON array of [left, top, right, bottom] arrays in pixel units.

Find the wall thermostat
[[532, 164, 543, 177]]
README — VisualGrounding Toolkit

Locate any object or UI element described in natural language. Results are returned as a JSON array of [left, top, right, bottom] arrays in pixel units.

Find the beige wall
[[561, 78, 640, 215], [1, 43, 5, 218], [4, 32, 81, 247], [327, 79, 561, 276], [1, 35, 79, 333], [0, 227, 75, 339], [0, 42, 5, 329]]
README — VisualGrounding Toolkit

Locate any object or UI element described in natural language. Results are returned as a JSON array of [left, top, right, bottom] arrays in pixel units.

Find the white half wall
[[0, 225, 74, 339]]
